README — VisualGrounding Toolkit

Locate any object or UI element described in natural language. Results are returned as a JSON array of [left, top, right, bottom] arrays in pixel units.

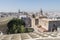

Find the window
[[52, 24, 57, 32], [35, 19, 39, 25]]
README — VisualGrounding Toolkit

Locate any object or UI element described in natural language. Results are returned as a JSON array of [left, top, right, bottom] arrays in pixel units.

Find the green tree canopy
[[7, 18, 25, 34]]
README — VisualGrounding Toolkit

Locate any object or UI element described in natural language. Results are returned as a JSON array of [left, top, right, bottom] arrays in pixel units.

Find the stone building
[[18, 12, 31, 28], [17, 10, 60, 32], [30, 9, 60, 32], [31, 14, 60, 32]]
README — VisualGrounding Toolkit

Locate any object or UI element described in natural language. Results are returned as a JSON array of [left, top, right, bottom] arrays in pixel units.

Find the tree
[[32, 14, 35, 18], [7, 18, 25, 34], [20, 25, 25, 33]]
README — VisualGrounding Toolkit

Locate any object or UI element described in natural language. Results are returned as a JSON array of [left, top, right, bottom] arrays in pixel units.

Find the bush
[[20, 25, 26, 33], [25, 28, 34, 33], [7, 18, 34, 34], [7, 18, 25, 34]]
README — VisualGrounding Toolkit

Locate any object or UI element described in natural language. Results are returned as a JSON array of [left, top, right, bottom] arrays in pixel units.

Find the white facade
[[19, 15, 27, 19]]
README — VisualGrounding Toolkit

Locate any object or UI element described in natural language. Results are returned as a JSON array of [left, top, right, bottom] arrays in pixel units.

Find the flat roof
[[41, 18, 60, 21], [0, 32, 60, 40]]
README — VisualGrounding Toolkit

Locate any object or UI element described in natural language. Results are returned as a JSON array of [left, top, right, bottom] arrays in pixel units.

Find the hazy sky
[[0, 0, 60, 12]]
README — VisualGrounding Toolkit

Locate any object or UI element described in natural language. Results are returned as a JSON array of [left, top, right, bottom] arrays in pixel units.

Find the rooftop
[[41, 18, 60, 21], [0, 32, 60, 40]]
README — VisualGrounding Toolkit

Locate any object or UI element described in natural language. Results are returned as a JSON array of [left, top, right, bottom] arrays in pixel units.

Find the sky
[[0, 0, 60, 12]]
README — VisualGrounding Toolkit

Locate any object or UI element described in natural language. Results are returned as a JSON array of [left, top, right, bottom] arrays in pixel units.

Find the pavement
[[0, 32, 60, 40]]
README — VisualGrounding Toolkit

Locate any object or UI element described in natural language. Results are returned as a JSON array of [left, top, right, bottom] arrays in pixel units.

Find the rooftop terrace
[[0, 32, 60, 40]]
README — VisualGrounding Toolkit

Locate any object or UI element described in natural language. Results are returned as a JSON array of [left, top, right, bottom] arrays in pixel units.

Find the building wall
[[31, 18, 40, 32], [48, 21, 60, 32], [31, 18, 49, 32], [39, 19, 49, 30], [21, 17, 31, 27]]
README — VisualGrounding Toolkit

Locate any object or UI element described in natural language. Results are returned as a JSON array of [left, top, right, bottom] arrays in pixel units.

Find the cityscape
[[0, 0, 60, 40]]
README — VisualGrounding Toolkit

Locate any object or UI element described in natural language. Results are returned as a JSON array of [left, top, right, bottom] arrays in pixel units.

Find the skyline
[[0, 0, 60, 12]]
